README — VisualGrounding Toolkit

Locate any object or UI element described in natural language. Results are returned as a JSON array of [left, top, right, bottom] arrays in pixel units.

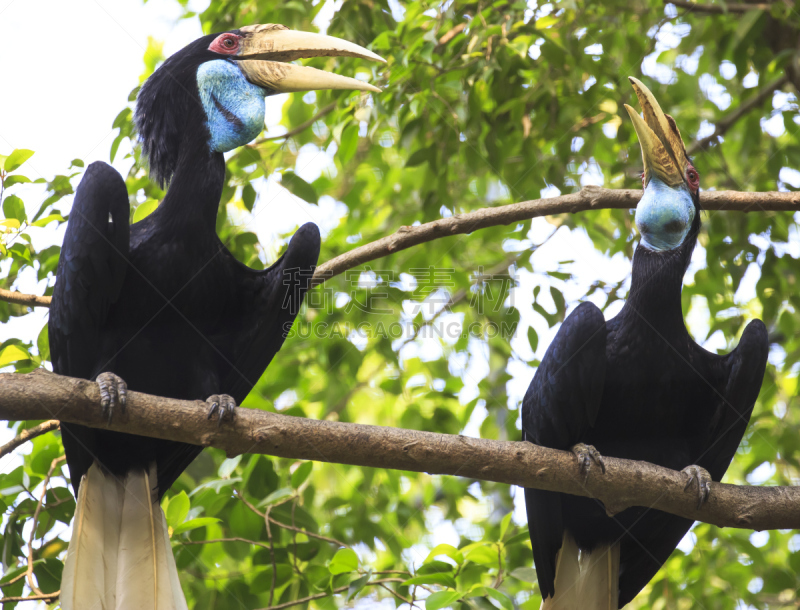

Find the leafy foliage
[[2, 0, 800, 608]]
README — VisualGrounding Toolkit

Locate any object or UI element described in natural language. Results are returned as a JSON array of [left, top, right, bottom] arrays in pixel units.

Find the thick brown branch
[[1, 370, 798, 531], [0, 419, 60, 458], [2, 187, 798, 307], [687, 75, 789, 154], [666, 0, 773, 13]]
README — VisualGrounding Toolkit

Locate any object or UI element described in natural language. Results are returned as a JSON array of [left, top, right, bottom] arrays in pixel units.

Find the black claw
[[96, 372, 127, 424], [682, 465, 712, 509], [571, 443, 605, 482], [206, 395, 236, 427]]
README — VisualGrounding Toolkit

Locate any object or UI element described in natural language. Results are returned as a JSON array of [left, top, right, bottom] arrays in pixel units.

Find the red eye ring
[[209, 33, 240, 55], [686, 166, 700, 191]]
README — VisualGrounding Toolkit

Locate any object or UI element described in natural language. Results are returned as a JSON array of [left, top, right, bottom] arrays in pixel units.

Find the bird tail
[[61, 462, 188, 610], [541, 533, 620, 610]]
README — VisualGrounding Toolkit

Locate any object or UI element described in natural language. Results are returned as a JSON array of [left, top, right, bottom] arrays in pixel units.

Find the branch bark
[[3, 187, 799, 306], [666, 1, 774, 13], [2, 369, 798, 532], [687, 75, 789, 155]]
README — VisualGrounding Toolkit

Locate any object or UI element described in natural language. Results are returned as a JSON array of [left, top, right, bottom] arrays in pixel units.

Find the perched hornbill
[[50, 25, 383, 610], [521, 78, 768, 609]]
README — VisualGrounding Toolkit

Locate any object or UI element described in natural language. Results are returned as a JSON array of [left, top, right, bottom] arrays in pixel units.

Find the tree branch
[[666, 1, 774, 14], [249, 103, 337, 145], [2, 369, 798, 531], [1, 187, 798, 307], [0, 287, 52, 308], [0, 419, 60, 458], [687, 75, 789, 155]]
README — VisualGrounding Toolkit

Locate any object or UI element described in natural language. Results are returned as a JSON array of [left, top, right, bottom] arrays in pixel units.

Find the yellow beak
[[624, 77, 688, 187], [236, 24, 385, 94]]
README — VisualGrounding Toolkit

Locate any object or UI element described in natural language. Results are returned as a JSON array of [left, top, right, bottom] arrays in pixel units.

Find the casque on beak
[[624, 77, 689, 188], [236, 24, 385, 94]]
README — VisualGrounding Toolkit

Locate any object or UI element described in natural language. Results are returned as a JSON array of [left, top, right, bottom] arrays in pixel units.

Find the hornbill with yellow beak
[[49, 25, 384, 610], [521, 78, 768, 608]]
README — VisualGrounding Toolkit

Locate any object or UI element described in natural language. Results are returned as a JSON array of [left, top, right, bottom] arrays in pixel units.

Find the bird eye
[[686, 166, 700, 191], [209, 34, 240, 54]]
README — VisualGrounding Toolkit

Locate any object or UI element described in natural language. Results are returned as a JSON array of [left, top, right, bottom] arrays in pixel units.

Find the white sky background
[[0, 0, 783, 579]]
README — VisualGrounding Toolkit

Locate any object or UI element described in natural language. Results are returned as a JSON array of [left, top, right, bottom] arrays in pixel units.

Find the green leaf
[[338, 124, 358, 164], [424, 543, 463, 565], [291, 461, 313, 488], [499, 512, 512, 540], [3, 195, 26, 224], [171, 517, 220, 535], [509, 567, 538, 583], [31, 213, 65, 228], [4, 149, 34, 172], [462, 543, 497, 566], [282, 171, 318, 204], [425, 590, 461, 610], [165, 491, 190, 528], [259, 486, 293, 508], [527, 327, 538, 353], [3, 175, 31, 188], [406, 147, 432, 168], [37, 324, 50, 363], [133, 199, 159, 223], [347, 572, 370, 601], [485, 587, 513, 610], [218, 455, 242, 478], [0, 345, 30, 368], [329, 548, 359, 575]]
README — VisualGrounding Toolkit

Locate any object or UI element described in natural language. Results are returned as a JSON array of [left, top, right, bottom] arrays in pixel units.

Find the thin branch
[[666, 0, 773, 13], [687, 75, 789, 155], [26, 455, 65, 595], [0, 287, 52, 308], [0, 420, 60, 458], [2, 187, 799, 308], [0, 591, 60, 604], [179, 537, 273, 550], [236, 489, 349, 547], [376, 581, 414, 605], [2, 370, 799, 531], [249, 103, 337, 146], [310, 187, 800, 288], [253, 579, 407, 610]]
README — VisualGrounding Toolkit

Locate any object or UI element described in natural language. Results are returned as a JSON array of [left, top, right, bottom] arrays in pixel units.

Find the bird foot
[[206, 394, 236, 427], [681, 464, 712, 509], [96, 372, 127, 424], [571, 443, 606, 482]]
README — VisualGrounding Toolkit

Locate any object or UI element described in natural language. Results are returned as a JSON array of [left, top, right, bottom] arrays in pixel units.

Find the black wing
[[702, 319, 768, 480], [521, 301, 607, 599], [616, 319, 767, 605], [220, 221, 321, 404], [49, 162, 130, 488]]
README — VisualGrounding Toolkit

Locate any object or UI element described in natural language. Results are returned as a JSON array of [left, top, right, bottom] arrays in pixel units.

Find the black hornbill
[[521, 78, 768, 609], [49, 25, 383, 609]]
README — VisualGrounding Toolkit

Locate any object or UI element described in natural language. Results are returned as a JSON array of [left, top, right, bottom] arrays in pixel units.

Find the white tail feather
[[62, 463, 187, 610], [541, 533, 620, 610]]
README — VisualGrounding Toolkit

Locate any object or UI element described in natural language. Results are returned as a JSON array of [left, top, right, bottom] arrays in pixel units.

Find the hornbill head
[[624, 77, 700, 252], [135, 25, 384, 185]]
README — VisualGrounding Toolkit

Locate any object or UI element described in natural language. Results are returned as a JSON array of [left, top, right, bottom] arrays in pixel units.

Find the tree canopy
[[2, 0, 800, 608]]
